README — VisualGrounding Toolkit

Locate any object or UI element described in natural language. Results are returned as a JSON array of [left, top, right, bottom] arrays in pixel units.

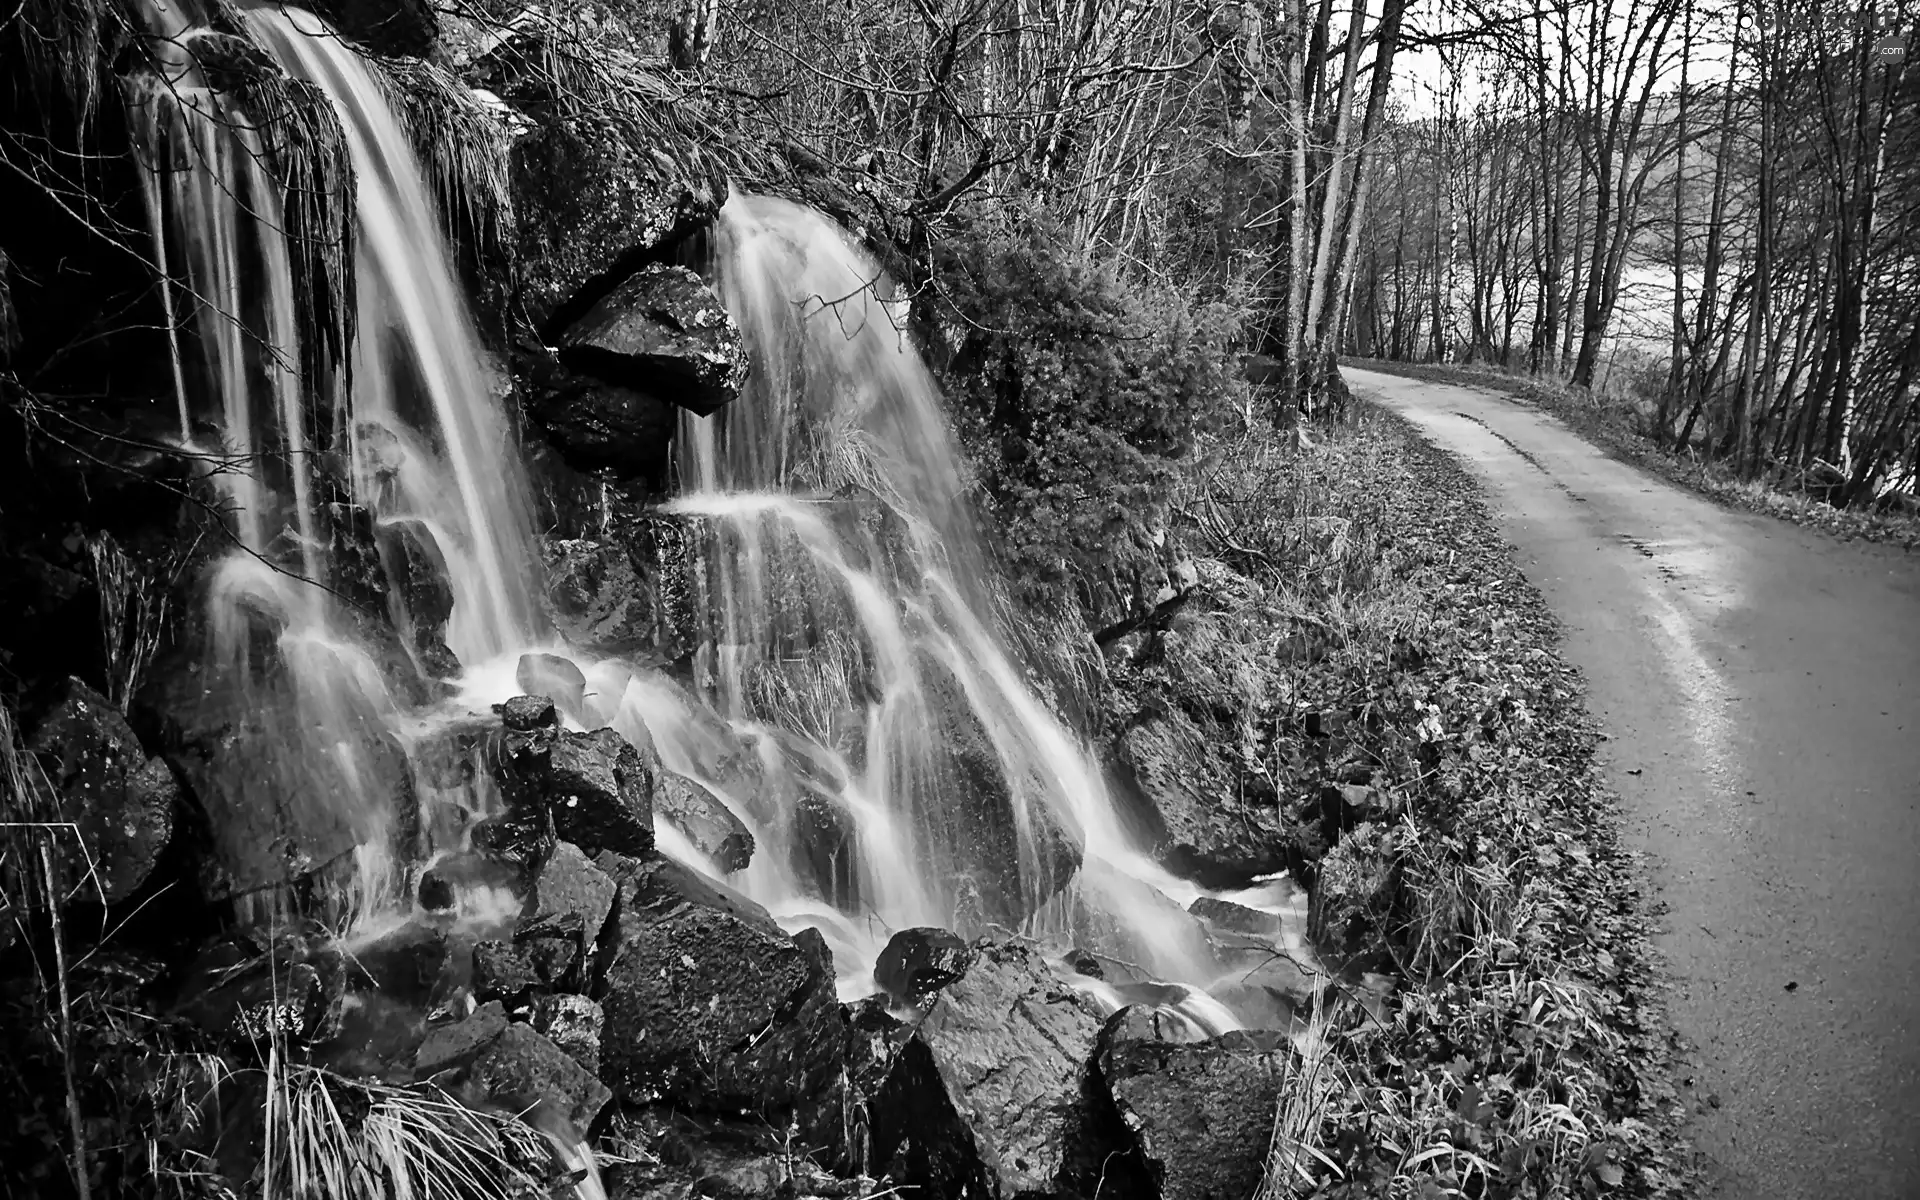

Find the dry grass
[[260, 1058, 550, 1200]]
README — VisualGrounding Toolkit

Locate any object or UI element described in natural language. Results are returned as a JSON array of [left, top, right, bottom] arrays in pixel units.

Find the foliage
[[929, 207, 1245, 621], [1125, 410, 1688, 1197]]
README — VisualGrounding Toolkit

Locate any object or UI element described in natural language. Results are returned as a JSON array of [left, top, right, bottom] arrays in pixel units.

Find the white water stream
[[133, 4, 1316, 1060]]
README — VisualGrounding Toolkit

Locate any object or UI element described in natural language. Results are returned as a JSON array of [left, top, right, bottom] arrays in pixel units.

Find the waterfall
[[132, 4, 1309, 1031]]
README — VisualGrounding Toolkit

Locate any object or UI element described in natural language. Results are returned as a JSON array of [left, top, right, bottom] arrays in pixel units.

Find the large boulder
[[1113, 704, 1289, 888], [26, 678, 177, 904], [653, 768, 754, 872], [869, 938, 1106, 1199], [1096, 1008, 1288, 1200], [500, 92, 726, 333], [594, 852, 845, 1112], [555, 263, 746, 416]]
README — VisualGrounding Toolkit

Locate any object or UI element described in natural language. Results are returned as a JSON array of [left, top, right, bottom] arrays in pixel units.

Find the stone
[[520, 839, 616, 949], [417, 869, 455, 912], [1114, 706, 1289, 888], [518, 346, 679, 485], [595, 852, 845, 1111], [417, 1003, 612, 1134], [416, 1001, 512, 1076], [175, 931, 345, 1049], [516, 654, 589, 723], [874, 928, 973, 1002], [1096, 1007, 1287, 1200], [472, 940, 539, 1008], [1187, 896, 1286, 937], [307, 0, 437, 56], [653, 768, 754, 872], [556, 263, 746, 417], [349, 921, 450, 1005], [500, 693, 558, 733], [504, 106, 726, 334], [544, 535, 661, 656], [546, 728, 655, 857], [27, 678, 176, 905], [470, 804, 555, 880], [531, 993, 604, 1077], [868, 938, 1105, 1199]]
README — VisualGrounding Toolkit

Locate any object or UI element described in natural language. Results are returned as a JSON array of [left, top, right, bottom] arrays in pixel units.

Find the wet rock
[[531, 993, 603, 1077], [516, 652, 588, 721], [418, 1001, 612, 1133], [1114, 706, 1288, 888], [505, 106, 726, 334], [520, 839, 616, 948], [518, 346, 679, 485], [417, 869, 455, 912], [1309, 822, 1404, 964], [1096, 1008, 1287, 1200], [473, 940, 539, 1009], [1187, 896, 1285, 937], [595, 852, 845, 1111], [308, 0, 437, 56], [145, 660, 413, 900], [917, 657, 1084, 925], [874, 928, 973, 1002], [375, 517, 455, 662], [500, 693, 558, 733], [471, 804, 555, 880], [27, 677, 177, 905], [869, 938, 1103, 1199], [653, 768, 754, 872], [546, 728, 655, 857], [544, 535, 661, 656], [348, 921, 450, 1004], [175, 931, 345, 1048], [556, 264, 746, 417], [417, 1001, 512, 1075]]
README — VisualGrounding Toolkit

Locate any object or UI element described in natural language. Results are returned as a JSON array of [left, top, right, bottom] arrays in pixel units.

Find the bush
[[926, 208, 1246, 623]]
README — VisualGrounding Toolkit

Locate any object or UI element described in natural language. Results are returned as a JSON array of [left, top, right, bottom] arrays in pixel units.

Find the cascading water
[[133, 1, 1314, 1065]]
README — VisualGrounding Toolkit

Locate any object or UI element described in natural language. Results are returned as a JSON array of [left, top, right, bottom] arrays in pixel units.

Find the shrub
[[926, 207, 1246, 623]]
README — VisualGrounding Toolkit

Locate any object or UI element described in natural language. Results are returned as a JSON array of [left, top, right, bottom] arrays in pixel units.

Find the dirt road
[[1345, 368, 1920, 1199]]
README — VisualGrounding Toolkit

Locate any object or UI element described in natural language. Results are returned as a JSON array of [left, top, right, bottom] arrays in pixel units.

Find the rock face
[[556, 263, 747, 417], [520, 346, 679, 484], [416, 1001, 612, 1134], [653, 768, 754, 872], [870, 939, 1105, 1199], [1096, 1009, 1287, 1200], [594, 852, 844, 1112], [544, 535, 663, 656], [874, 927, 973, 1001], [1114, 705, 1289, 888], [506, 112, 726, 334], [26, 678, 177, 904]]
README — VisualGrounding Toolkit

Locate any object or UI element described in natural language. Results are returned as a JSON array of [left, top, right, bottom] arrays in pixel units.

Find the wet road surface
[[1346, 367, 1920, 1199]]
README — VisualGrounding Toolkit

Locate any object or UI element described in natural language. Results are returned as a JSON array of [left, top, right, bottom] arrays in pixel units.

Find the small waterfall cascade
[[128, 2, 1312, 1050]]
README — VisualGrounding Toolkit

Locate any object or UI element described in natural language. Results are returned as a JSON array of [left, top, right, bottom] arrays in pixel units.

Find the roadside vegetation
[[1144, 408, 1690, 1198]]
